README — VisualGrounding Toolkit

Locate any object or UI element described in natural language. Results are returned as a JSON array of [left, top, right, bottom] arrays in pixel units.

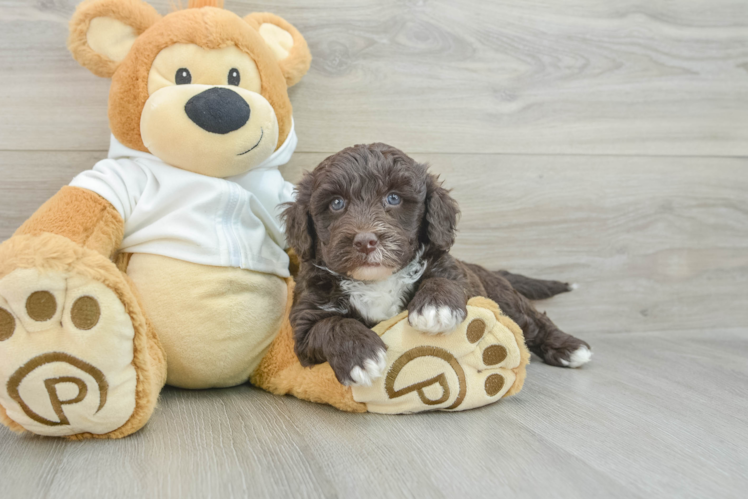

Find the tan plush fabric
[[86, 16, 140, 64], [188, 0, 223, 8], [126, 254, 287, 389], [0, 404, 25, 433], [253, 293, 529, 414], [140, 80, 279, 176], [147, 44, 262, 95], [15, 186, 124, 259], [247, 13, 312, 87], [68, 0, 161, 78], [1, 205, 529, 434], [1, 0, 529, 439], [250, 279, 367, 413], [0, 268, 138, 436], [468, 297, 530, 397], [258, 24, 293, 61], [68, 1, 309, 153], [351, 298, 529, 413], [0, 234, 166, 439]]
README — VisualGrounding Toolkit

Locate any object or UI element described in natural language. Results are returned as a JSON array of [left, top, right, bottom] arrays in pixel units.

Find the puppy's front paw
[[408, 305, 466, 335], [407, 278, 468, 335], [348, 349, 387, 387], [328, 320, 388, 387]]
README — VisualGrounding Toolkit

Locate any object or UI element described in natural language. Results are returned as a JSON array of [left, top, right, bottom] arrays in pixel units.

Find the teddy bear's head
[[68, 0, 311, 177]]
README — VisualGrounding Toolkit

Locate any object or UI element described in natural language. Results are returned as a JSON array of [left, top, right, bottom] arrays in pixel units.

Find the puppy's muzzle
[[185, 87, 250, 134]]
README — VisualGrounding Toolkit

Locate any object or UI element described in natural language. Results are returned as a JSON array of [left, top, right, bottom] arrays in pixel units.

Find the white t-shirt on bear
[[70, 124, 298, 278]]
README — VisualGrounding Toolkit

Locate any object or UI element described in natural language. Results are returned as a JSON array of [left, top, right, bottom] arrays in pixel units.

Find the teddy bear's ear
[[245, 13, 312, 87], [68, 0, 161, 78]]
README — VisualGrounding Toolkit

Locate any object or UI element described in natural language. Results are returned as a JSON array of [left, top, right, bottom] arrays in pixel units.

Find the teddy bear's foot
[[352, 298, 530, 413], [0, 235, 165, 438]]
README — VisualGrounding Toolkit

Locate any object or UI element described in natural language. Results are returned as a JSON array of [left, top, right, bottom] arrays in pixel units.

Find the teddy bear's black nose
[[184, 87, 250, 134]]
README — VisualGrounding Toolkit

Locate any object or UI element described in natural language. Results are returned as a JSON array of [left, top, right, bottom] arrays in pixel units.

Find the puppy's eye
[[228, 68, 241, 86], [175, 68, 192, 85], [330, 197, 346, 211], [385, 193, 402, 206]]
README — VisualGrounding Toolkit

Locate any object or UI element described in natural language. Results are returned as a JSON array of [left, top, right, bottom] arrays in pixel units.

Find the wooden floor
[[1, 0, 747, 497]]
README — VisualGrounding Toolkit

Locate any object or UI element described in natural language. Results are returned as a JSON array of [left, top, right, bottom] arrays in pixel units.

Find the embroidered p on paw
[[351, 299, 528, 414], [0, 268, 137, 436]]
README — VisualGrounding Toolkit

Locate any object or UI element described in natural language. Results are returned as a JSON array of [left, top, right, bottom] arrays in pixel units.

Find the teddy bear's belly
[[126, 254, 287, 389]]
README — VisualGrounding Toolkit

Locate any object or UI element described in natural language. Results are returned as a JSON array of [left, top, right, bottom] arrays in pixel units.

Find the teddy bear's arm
[[14, 186, 124, 258]]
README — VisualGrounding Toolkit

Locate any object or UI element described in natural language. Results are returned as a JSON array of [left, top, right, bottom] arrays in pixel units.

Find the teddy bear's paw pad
[[0, 269, 137, 436], [351, 305, 521, 413]]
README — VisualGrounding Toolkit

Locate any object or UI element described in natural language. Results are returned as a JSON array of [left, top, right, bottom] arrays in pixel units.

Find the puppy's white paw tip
[[363, 358, 384, 380], [569, 283, 579, 291], [374, 349, 387, 373], [348, 366, 371, 387], [409, 305, 465, 335], [567, 346, 592, 368], [349, 350, 388, 387]]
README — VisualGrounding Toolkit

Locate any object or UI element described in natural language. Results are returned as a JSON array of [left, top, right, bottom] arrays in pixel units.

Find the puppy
[[282, 143, 591, 386]]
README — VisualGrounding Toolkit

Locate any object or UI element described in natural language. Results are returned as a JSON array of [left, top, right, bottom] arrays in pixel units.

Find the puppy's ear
[[282, 174, 316, 261], [423, 173, 460, 253]]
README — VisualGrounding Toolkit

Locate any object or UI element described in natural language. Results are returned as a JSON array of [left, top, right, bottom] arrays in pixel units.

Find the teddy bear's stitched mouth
[[238, 128, 263, 156]]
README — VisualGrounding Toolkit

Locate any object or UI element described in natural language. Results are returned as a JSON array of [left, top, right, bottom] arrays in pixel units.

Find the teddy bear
[[0, 0, 529, 439]]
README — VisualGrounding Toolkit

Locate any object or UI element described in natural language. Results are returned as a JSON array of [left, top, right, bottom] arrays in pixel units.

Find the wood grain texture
[[1, 330, 747, 498], [267, 152, 748, 337], [1, 150, 746, 336], [1, 0, 747, 497], [0, 0, 747, 155], [282, 153, 748, 335]]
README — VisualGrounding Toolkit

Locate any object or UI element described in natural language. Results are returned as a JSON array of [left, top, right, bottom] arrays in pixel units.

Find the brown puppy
[[283, 143, 591, 386]]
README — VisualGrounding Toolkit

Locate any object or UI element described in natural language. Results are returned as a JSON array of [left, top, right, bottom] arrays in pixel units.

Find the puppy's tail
[[496, 270, 574, 301]]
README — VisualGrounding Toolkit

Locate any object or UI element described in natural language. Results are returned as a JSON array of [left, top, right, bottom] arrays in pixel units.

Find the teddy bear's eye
[[175, 68, 192, 85], [228, 68, 241, 86]]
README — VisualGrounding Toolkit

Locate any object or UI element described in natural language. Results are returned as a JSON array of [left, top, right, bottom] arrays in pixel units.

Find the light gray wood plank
[[0, 433, 68, 498], [2, 330, 747, 497], [275, 395, 638, 498], [1, 0, 747, 155], [507, 330, 748, 498], [50, 388, 338, 498], [1, 151, 747, 337], [671, 327, 748, 363], [597, 329, 748, 408], [0, 150, 104, 239], [1, 1, 747, 494], [282, 153, 748, 335]]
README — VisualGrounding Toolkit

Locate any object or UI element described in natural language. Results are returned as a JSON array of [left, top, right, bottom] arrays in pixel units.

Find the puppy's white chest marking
[[345, 277, 416, 324], [333, 253, 427, 324]]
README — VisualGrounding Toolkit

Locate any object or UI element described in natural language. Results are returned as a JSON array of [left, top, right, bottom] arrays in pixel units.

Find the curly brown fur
[[283, 144, 591, 384]]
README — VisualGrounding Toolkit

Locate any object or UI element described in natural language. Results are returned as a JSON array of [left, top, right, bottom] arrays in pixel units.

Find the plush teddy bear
[[0, 0, 529, 439]]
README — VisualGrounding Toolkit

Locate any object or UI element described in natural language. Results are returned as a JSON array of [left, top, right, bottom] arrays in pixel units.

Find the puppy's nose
[[185, 87, 250, 134], [353, 233, 378, 255]]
